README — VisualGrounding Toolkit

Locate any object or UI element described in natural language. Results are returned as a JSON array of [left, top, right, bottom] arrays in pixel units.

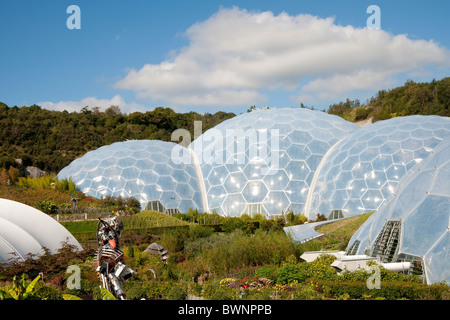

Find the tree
[[0, 101, 234, 173], [8, 166, 20, 184], [0, 168, 8, 185], [105, 105, 122, 117], [80, 106, 92, 114]]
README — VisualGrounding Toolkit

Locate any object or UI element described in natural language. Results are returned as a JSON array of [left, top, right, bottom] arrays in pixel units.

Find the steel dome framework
[[56, 110, 450, 286], [58, 111, 449, 221], [346, 139, 450, 284], [57, 140, 206, 214], [188, 108, 359, 217], [306, 115, 450, 219]]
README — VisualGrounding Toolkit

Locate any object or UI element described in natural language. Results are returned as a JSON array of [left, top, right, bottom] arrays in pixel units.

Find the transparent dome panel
[[346, 139, 450, 285], [189, 108, 358, 217], [401, 195, 450, 256], [307, 115, 450, 219], [424, 232, 449, 285], [57, 140, 206, 213]]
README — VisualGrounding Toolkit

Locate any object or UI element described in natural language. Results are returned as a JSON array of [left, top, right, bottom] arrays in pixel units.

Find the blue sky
[[1, 0, 449, 115]]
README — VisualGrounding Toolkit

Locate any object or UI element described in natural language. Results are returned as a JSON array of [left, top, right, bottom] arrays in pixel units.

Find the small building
[[300, 250, 412, 275]]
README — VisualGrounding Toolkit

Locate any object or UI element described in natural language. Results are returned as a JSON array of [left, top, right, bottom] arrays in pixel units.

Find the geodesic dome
[[346, 139, 450, 284], [189, 108, 358, 217], [57, 140, 206, 214], [307, 115, 450, 220], [0, 199, 83, 263]]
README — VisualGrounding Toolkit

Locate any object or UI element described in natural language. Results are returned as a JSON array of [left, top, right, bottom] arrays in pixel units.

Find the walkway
[[283, 219, 343, 243]]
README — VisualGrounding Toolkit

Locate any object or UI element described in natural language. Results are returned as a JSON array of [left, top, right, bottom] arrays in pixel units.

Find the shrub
[[17, 175, 76, 193], [36, 200, 58, 214], [276, 264, 309, 284], [159, 228, 189, 253], [166, 283, 188, 300], [307, 278, 450, 300], [354, 106, 372, 121], [200, 229, 301, 275], [124, 280, 164, 300], [259, 217, 285, 232], [203, 280, 236, 300], [188, 225, 214, 241], [307, 254, 337, 281], [285, 210, 307, 226], [221, 217, 252, 234], [275, 254, 337, 285], [255, 265, 278, 281]]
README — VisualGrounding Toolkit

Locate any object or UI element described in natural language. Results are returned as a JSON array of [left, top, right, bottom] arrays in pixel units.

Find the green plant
[[276, 264, 309, 285], [203, 280, 235, 300], [255, 265, 278, 281], [63, 293, 83, 300], [17, 175, 76, 193], [199, 229, 301, 274], [100, 287, 117, 300], [36, 200, 58, 214], [166, 283, 187, 300], [285, 210, 307, 226], [305, 278, 450, 300], [0, 274, 42, 300]]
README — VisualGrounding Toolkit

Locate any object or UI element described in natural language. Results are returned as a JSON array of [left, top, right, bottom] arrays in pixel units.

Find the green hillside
[[0, 104, 235, 173], [1, 77, 449, 178], [327, 77, 450, 122]]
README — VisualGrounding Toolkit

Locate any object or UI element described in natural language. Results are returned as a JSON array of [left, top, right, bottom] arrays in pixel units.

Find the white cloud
[[296, 69, 397, 104], [114, 7, 450, 107], [37, 95, 148, 114]]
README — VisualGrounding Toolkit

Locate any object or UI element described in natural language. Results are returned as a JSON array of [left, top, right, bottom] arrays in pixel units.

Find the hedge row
[[308, 278, 450, 300], [71, 225, 192, 243]]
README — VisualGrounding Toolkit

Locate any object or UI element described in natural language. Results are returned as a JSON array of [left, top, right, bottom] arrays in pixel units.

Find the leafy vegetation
[[1, 208, 447, 300], [0, 175, 141, 216], [0, 103, 235, 173], [0, 274, 43, 300], [1, 77, 448, 176], [1, 77, 449, 300], [328, 77, 450, 122]]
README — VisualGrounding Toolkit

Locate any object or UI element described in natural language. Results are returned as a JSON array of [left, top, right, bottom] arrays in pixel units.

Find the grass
[[60, 210, 373, 249], [315, 212, 373, 237], [121, 210, 191, 229], [61, 220, 99, 233], [60, 210, 192, 244], [298, 212, 373, 252], [0, 185, 71, 208]]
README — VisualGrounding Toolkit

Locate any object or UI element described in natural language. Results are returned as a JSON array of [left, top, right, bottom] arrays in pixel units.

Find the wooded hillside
[[1, 77, 449, 176], [327, 77, 450, 121], [0, 104, 235, 173]]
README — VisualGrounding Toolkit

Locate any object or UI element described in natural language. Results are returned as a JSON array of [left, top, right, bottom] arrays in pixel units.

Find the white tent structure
[[0, 198, 83, 263]]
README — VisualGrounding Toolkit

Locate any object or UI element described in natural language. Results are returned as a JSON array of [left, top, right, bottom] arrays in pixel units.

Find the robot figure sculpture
[[96, 217, 134, 300]]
